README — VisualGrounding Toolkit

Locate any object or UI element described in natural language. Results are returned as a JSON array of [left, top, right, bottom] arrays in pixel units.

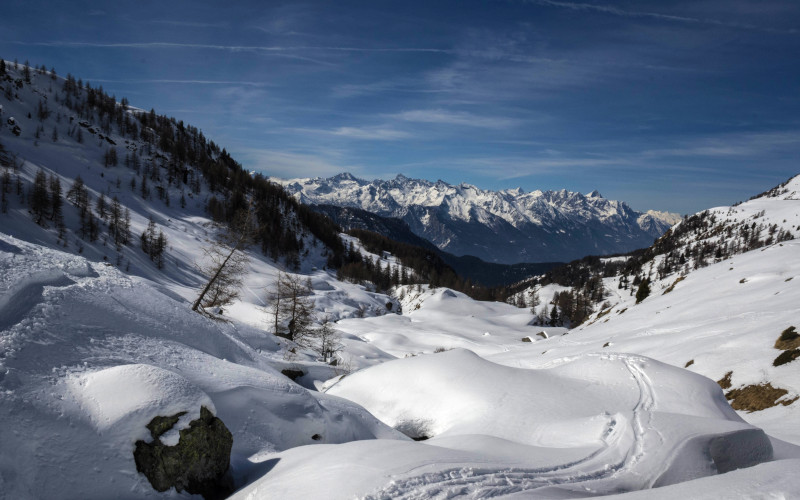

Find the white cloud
[[392, 109, 518, 129], [288, 126, 411, 141], [526, 0, 799, 34], [238, 148, 362, 179]]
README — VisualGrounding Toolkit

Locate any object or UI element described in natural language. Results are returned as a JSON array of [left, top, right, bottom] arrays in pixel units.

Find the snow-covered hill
[[275, 173, 681, 264]]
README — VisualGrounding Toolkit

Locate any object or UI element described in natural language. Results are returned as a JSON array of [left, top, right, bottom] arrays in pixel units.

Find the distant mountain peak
[[275, 173, 680, 264], [331, 172, 360, 182]]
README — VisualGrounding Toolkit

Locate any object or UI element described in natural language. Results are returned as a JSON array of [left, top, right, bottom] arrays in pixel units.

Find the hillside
[[276, 172, 681, 264], [313, 204, 561, 286]]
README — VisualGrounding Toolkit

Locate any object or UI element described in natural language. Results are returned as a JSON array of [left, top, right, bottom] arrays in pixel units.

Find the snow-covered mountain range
[[276, 173, 682, 264]]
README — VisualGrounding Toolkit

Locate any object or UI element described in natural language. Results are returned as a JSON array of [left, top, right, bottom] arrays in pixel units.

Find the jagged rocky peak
[[273, 173, 681, 264]]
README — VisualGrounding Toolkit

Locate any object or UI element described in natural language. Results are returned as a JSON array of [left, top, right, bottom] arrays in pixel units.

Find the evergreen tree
[[635, 278, 651, 304], [1, 170, 11, 214], [48, 174, 63, 225], [30, 169, 49, 225], [123, 208, 131, 245], [140, 216, 167, 268], [96, 193, 107, 220], [66, 175, 89, 215], [549, 304, 559, 327], [108, 196, 125, 249]]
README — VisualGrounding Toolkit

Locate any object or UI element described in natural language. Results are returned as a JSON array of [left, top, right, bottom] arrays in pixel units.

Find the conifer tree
[[31, 169, 49, 225], [108, 196, 125, 249], [48, 174, 63, 226], [66, 175, 89, 215], [635, 278, 651, 304], [192, 207, 253, 313], [96, 193, 107, 220], [1, 170, 10, 214]]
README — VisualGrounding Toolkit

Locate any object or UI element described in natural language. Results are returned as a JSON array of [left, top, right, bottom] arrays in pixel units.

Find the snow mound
[[62, 364, 213, 444], [302, 349, 774, 497]]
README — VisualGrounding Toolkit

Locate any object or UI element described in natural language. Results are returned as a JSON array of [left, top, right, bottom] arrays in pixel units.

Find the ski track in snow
[[360, 354, 660, 499]]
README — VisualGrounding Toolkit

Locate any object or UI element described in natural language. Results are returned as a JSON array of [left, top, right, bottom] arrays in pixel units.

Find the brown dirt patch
[[663, 276, 686, 295], [685, 359, 694, 368], [717, 371, 733, 390], [774, 349, 800, 367], [725, 383, 799, 412], [775, 326, 800, 350]]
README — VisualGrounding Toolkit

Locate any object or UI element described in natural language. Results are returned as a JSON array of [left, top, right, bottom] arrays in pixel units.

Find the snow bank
[[0, 233, 404, 499], [61, 364, 213, 443], [260, 349, 772, 498]]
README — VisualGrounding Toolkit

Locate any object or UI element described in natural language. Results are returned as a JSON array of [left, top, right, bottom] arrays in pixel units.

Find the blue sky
[[2, 0, 799, 214]]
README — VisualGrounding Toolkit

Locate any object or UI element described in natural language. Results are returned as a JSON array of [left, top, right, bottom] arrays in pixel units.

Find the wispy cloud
[[238, 148, 364, 179], [15, 40, 450, 54], [642, 130, 800, 158], [86, 78, 270, 87], [392, 109, 519, 129], [290, 126, 411, 141], [148, 20, 228, 29], [527, 0, 799, 34]]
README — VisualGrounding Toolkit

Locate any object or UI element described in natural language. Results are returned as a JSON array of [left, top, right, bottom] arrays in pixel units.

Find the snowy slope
[[0, 233, 406, 499], [274, 173, 681, 263]]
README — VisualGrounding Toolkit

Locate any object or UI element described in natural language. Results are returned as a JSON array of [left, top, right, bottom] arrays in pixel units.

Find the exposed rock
[[281, 368, 305, 380], [134, 406, 233, 500]]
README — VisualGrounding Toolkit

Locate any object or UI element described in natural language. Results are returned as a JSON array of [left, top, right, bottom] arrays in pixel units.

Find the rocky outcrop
[[134, 406, 233, 500]]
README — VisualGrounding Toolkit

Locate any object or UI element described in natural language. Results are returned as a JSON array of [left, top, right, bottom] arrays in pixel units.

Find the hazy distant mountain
[[276, 173, 682, 264]]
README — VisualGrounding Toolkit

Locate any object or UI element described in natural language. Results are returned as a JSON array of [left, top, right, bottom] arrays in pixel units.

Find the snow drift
[[234, 349, 772, 499]]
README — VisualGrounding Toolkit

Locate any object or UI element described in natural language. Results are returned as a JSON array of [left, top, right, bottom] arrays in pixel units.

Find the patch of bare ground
[[774, 349, 800, 367], [774, 326, 800, 350], [717, 371, 733, 390], [685, 359, 694, 368], [663, 276, 685, 295], [725, 383, 799, 412]]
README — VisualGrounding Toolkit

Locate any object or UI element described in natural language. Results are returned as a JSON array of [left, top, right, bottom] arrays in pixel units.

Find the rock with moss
[[134, 406, 233, 500]]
